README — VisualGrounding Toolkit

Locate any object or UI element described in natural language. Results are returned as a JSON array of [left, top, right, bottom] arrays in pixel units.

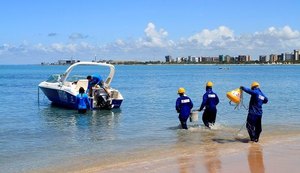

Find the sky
[[1, 0, 300, 64]]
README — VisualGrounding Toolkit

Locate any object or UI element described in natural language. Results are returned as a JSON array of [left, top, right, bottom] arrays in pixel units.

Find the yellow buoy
[[226, 88, 241, 104]]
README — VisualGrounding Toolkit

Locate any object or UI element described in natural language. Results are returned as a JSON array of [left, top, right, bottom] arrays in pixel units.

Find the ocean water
[[0, 64, 300, 172]]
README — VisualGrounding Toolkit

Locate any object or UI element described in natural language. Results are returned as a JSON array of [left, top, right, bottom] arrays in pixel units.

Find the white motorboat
[[39, 62, 123, 109]]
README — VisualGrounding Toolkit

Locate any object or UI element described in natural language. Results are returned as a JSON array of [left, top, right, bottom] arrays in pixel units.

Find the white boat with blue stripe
[[38, 62, 123, 110]]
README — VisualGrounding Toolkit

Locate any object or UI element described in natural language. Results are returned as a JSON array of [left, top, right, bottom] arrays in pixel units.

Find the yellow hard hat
[[251, 81, 259, 88], [178, 87, 185, 94], [206, 81, 213, 87]]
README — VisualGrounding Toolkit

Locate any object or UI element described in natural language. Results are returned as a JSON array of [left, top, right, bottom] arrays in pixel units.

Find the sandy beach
[[32, 133, 300, 173]]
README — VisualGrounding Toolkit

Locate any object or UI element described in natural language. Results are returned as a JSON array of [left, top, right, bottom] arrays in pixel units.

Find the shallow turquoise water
[[0, 64, 300, 172]]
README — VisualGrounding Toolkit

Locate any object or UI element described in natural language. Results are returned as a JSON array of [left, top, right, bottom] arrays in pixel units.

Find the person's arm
[[215, 94, 219, 105], [199, 94, 207, 111], [261, 91, 268, 104], [176, 98, 180, 113], [85, 95, 91, 110], [86, 81, 91, 93], [263, 96, 268, 104], [240, 86, 256, 95]]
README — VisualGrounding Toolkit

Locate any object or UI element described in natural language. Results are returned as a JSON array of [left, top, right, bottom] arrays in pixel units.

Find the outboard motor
[[93, 88, 111, 110]]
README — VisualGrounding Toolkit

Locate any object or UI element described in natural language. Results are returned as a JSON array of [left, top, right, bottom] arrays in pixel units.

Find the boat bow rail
[[60, 62, 115, 86]]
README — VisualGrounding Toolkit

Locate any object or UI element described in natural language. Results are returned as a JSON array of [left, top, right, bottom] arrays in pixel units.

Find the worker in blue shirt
[[87, 74, 104, 96], [76, 87, 91, 113], [240, 82, 268, 142], [198, 81, 219, 128], [176, 88, 193, 129]]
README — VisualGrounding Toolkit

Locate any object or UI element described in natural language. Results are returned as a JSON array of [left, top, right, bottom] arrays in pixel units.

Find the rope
[[228, 90, 248, 136], [236, 121, 246, 134], [240, 90, 248, 110]]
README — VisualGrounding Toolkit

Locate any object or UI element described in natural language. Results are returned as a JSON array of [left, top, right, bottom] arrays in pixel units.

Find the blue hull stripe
[[40, 87, 77, 109]]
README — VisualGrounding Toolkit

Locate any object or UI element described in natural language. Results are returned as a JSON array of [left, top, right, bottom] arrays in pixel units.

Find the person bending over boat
[[87, 75, 104, 96], [76, 87, 91, 113], [176, 88, 193, 129], [87, 75, 110, 97], [240, 82, 268, 142], [198, 81, 219, 128]]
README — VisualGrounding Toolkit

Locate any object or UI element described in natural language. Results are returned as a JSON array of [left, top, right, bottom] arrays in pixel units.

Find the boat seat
[[110, 90, 119, 98], [75, 79, 88, 92]]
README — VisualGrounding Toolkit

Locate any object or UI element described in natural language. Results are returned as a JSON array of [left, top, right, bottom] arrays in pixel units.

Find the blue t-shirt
[[76, 93, 91, 110]]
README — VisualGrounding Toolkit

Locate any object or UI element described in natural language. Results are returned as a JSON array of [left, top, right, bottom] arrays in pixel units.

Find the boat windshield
[[67, 75, 86, 82], [46, 74, 61, 83]]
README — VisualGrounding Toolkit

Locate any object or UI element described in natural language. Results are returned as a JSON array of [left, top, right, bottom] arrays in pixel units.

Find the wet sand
[[30, 133, 300, 173], [70, 136, 300, 173]]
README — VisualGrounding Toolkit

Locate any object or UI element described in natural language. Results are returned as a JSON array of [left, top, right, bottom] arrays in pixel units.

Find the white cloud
[[0, 42, 29, 55], [237, 26, 300, 52], [115, 39, 125, 46], [0, 44, 10, 53], [1, 24, 300, 64], [138, 22, 172, 48], [261, 26, 300, 40], [188, 26, 235, 47], [31, 42, 96, 53], [99, 23, 175, 53]]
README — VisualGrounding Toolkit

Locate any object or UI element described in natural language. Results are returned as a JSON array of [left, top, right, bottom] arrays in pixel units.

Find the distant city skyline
[[1, 0, 300, 64], [165, 48, 300, 63]]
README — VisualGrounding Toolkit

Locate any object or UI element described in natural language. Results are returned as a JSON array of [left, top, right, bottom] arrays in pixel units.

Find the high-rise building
[[237, 55, 251, 62], [224, 55, 231, 63], [188, 56, 192, 62], [165, 55, 172, 63], [294, 50, 299, 61], [285, 53, 293, 61], [259, 55, 267, 62], [281, 53, 286, 61], [269, 54, 278, 62], [219, 55, 224, 62], [190, 56, 197, 62], [277, 54, 284, 62]]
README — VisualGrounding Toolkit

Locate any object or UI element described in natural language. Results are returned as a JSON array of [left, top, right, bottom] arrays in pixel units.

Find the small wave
[[209, 123, 224, 130]]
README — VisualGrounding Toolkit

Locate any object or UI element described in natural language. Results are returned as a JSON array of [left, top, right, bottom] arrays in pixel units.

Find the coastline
[[80, 136, 300, 173], [30, 133, 300, 173], [1, 62, 300, 66]]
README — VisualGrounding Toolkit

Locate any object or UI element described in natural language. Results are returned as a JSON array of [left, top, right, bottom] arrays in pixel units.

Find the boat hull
[[39, 86, 122, 109], [39, 86, 77, 109]]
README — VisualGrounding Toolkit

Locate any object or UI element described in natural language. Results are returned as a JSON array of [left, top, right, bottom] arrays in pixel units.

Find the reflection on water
[[176, 150, 195, 173], [39, 106, 122, 142], [248, 144, 265, 173], [175, 130, 222, 173], [203, 133, 221, 173], [175, 131, 197, 173]]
